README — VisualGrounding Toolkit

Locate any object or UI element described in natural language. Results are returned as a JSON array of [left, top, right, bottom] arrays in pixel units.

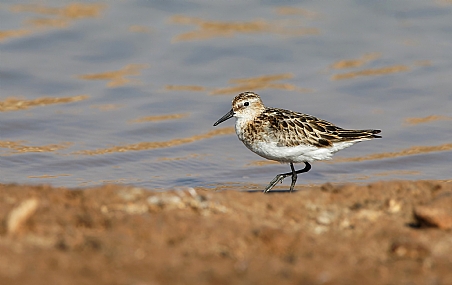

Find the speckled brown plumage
[[229, 92, 380, 149], [253, 107, 381, 148]]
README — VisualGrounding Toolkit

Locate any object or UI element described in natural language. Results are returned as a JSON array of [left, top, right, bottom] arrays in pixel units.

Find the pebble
[[316, 210, 336, 225], [413, 192, 452, 230], [7, 198, 39, 235], [390, 240, 430, 260], [387, 199, 402, 213]]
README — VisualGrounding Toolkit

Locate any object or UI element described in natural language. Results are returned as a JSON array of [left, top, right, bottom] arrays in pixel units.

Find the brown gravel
[[0, 180, 451, 285]]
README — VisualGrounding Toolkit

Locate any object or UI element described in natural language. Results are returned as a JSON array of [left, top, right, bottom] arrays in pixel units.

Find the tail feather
[[337, 129, 381, 140]]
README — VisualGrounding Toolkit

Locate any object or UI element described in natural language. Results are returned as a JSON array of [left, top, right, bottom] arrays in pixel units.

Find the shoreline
[[1, 180, 451, 284]]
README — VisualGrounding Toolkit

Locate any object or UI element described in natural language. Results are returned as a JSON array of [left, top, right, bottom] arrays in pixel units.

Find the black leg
[[263, 162, 311, 194], [289, 163, 297, 192]]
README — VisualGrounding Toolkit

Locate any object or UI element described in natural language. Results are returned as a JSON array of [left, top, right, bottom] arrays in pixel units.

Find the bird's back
[[253, 107, 381, 149]]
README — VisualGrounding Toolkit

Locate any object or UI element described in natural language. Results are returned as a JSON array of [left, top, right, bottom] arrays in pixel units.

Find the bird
[[213, 91, 381, 193]]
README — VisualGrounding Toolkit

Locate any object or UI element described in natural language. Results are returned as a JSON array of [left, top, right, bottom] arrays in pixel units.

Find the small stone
[[387, 199, 402, 213], [356, 209, 381, 222], [413, 192, 452, 230], [313, 225, 328, 235], [121, 204, 148, 214], [390, 240, 430, 260], [339, 219, 352, 229], [316, 210, 336, 225], [147, 196, 183, 208], [7, 198, 39, 235], [117, 187, 144, 201]]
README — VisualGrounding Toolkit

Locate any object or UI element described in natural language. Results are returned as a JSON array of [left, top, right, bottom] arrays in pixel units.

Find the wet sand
[[1, 180, 451, 285]]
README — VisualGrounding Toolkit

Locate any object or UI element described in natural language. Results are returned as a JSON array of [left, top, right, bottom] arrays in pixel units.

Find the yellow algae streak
[[229, 73, 294, 84], [351, 170, 421, 181], [333, 143, 452, 163], [10, 3, 106, 19], [164, 85, 206, 92], [157, 153, 207, 162], [77, 64, 149, 87], [28, 174, 71, 179], [331, 65, 409, 80], [275, 7, 320, 18], [331, 53, 381, 69], [0, 95, 89, 112], [404, 115, 452, 126], [129, 113, 189, 123], [25, 18, 70, 28], [75, 127, 235, 155], [246, 160, 280, 167], [211, 73, 313, 95], [2, 3, 105, 42], [170, 15, 319, 42], [0, 29, 31, 42], [90, 104, 123, 111], [0, 141, 72, 153], [373, 170, 421, 177]]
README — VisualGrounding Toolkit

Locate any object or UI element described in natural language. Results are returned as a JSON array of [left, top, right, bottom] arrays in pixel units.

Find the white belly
[[244, 140, 356, 163], [234, 117, 358, 163]]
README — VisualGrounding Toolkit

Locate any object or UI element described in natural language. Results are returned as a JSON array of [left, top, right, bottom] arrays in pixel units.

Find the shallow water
[[1, 0, 451, 189]]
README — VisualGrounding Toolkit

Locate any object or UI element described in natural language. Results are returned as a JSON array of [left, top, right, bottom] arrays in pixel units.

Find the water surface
[[1, 0, 451, 189]]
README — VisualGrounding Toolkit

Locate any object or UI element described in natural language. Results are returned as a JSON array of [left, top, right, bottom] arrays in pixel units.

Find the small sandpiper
[[213, 91, 381, 193]]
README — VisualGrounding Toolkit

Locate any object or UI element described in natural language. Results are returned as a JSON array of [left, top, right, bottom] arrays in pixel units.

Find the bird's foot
[[263, 174, 289, 193]]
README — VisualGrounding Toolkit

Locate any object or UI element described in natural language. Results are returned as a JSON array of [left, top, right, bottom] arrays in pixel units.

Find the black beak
[[213, 109, 235, 126]]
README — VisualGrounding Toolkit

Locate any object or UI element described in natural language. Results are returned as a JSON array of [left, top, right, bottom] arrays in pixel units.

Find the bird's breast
[[235, 119, 267, 146]]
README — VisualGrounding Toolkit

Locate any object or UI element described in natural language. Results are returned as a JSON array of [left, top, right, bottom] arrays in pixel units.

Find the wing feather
[[259, 108, 381, 148]]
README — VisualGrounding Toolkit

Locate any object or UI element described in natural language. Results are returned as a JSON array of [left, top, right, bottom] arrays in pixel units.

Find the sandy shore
[[1, 180, 451, 285]]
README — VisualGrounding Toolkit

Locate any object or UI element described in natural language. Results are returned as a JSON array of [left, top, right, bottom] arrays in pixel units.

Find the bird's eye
[[244, 102, 249, 106]]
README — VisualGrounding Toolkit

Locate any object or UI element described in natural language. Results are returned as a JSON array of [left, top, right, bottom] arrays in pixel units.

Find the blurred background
[[0, 0, 451, 189]]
